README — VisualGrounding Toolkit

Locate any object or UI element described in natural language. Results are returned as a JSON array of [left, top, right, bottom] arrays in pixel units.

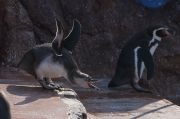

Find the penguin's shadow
[[7, 85, 56, 105]]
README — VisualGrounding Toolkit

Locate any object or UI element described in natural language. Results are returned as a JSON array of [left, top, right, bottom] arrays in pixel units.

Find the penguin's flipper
[[52, 19, 64, 55], [62, 19, 81, 52], [139, 49, 154, 80], [17, 50, 35, 75]]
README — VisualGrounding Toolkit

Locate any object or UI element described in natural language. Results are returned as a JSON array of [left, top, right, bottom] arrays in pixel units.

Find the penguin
[[18, 19, 97, 90], [0, 91, 11, 119], [108, 25, 171, 93]]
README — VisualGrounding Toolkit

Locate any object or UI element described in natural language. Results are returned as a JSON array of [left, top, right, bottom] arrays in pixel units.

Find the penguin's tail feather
[[131, 80, 152, 93], [17, 50, 35, 75], [108, 76, 121, 88], [108, 80, 120, 88], [108, 81, 116, 88], [108, 77, 129, 88]]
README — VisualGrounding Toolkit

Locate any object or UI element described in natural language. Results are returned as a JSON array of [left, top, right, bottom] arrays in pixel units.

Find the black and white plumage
[[18, 19, 96, 90], [108, 25, 171, 93], [0, 91, 11, 119]]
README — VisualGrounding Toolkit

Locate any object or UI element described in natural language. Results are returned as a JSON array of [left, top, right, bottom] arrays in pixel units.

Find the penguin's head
[[147, 25, 172, 41], [52, 19, 81, 56]]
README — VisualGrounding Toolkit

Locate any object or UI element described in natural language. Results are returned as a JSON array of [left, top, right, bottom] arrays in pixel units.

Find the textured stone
[[0, 0, 180, 104], [2, 0, 35, 65], [0, 70, 68, 119], [1, 69, 180, 119]]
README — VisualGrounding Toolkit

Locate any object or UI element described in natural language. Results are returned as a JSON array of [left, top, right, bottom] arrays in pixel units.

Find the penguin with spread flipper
[[18, 19, 98, 90]]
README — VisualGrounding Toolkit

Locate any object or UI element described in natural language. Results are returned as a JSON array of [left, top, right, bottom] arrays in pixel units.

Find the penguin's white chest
[[150, 43, 158, 55], [36, 55, 68, 79]]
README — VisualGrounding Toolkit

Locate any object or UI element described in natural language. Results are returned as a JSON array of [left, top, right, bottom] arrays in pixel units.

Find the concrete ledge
[[0, 69, 88, 119], [1, 68, 180, 119], [0, 73, 68, 119], [82, 98, 180, 119], [56, 89, 87, 119], [77, 79, 180, 119]]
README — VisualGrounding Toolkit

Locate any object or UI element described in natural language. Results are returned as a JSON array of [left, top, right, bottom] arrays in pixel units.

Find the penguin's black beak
[[160, 28, 174, 38], [164, 28, 171, 36], [167, 28, 176, 36]]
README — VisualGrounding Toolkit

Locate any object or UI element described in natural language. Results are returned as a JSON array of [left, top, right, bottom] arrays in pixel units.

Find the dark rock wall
[[0, 0, 180, 103]]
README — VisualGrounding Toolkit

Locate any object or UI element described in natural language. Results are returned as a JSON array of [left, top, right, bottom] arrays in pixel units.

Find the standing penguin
[[18, 19, 96, 90], [108, 25, 171, 93]]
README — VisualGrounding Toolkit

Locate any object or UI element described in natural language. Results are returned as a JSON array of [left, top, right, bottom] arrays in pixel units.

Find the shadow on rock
[[7, 85, 57, 105]]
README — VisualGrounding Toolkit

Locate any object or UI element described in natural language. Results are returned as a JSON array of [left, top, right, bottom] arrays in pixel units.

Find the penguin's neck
[[150, 42, 159, 55], [149, 39, 160, 55], [149, 33, 161, 45], [148, 34, 161, 55]]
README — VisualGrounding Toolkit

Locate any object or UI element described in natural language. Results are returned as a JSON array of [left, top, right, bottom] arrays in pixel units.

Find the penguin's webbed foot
[[38, 79, 62, 90], [46, 82, 62, 90]]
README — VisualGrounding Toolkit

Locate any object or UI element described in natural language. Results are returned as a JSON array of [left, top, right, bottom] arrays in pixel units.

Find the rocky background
[[0, 0, 180, 104]]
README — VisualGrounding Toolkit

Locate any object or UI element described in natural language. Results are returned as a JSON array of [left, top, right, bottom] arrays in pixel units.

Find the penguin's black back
[[18, 49, 35, 75], [125, 32, 151, 49], [0, 92, 11, 119], [33, 43, 54, 65], [18, 43, 79, 76], [18, 43, 54, 75]]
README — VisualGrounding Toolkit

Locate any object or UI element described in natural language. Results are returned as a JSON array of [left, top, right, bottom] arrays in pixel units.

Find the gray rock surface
[[0, 0, 180, 104]]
